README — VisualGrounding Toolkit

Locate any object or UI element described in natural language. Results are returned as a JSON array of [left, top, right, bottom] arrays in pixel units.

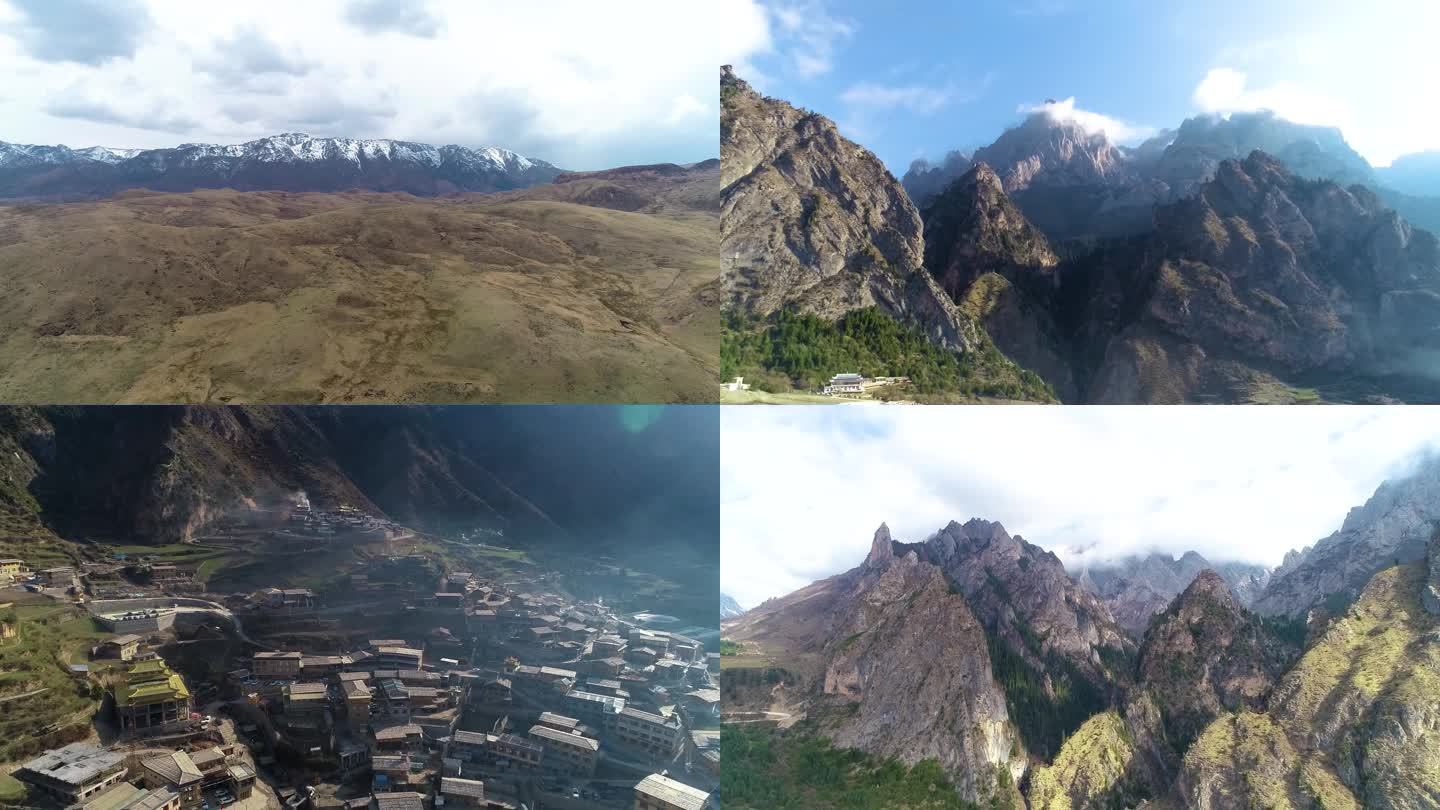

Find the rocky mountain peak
[[922, 162, 1058, 289], [1178, 568, 1238, 609], [1256, 455, 1440, 617], [722, 524, 1028, 804], [937, 517, 1016, 552], [866, 522, 896, 567], [971, 111, 1129, 193], [908, 517, 1133, 758], [968, 161, 1004, 191], [1134, 565, 1298, 763], [900, 149, 975, 209]]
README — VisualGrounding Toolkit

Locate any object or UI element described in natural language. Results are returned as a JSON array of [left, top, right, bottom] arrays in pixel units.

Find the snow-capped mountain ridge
[[0, 133, 562, 198]]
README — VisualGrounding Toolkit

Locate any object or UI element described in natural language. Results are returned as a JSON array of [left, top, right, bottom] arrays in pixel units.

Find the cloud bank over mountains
[[0, 0, 727, 169]]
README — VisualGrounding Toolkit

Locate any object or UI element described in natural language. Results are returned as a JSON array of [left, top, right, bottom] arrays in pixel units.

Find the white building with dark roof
[[14, 743, 127, 805]]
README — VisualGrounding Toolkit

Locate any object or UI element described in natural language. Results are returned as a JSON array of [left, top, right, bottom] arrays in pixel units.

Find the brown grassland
[[0, 171, 718, 403]]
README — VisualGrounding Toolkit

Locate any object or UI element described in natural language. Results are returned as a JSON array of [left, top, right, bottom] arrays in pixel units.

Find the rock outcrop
[[921, 164, 1077, 399], [1025, 711, 1151, 810], [721, 522, 1028, 804], [720, 65, 1008, 354], [1135, 571, 1299, 758], [820, 549, 1027, 803], [1255, 454, 1440, 618], [1176, 562, 1440, 808], [906, 519, 1133, 686]]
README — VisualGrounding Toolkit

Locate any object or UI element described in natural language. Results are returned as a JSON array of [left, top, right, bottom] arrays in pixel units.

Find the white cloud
[[1192, 67, 1349, 129], [841, 74, 992, 115], [1021, 96, 1155, 143], [0, 0, 731, 169], [721, 407, 1440, 608], [772, 2, 853, 79], [738, 0, 853, 82]]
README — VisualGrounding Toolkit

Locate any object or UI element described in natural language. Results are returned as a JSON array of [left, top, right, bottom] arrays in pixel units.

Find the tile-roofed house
[[187, 747, 228, 773], [371, 791, 425, 810], [438, 777, 485, 805], [139, 750, 203, 810], [528, 726, 598, 751], [373, 724, 423, 747], [140, 751, 202, 787], [536, 712, 578, 732], [633, 773, 712, 810], [76, 782, 180, 810]]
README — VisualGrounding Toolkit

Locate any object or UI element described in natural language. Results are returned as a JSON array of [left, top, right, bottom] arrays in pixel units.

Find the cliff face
[[1255, 454, 1440, 618], [921, 164, 1077, 399], [720, 66, 1000, 354], [908, 519, 1133, 688], [721, 523, 1027, 804], [820, 545, 1027, 802]]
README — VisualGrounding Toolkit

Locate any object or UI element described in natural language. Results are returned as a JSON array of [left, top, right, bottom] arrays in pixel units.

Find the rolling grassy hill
[[0, 170, 718, 403]]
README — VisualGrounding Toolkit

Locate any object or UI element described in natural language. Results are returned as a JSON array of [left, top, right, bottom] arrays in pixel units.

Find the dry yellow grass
[[0, 188, 718, 403]]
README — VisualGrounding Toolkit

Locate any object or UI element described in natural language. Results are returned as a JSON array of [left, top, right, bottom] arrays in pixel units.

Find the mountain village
[[0, 499, 717, 810]]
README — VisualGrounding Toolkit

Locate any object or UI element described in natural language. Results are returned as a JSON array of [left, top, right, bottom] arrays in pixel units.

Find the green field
[[0, 598, 105, 764], [0, 772, 26, 801]]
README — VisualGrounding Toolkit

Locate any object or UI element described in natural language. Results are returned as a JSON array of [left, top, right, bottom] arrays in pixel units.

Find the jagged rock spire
[[866, 522, 895, 567]]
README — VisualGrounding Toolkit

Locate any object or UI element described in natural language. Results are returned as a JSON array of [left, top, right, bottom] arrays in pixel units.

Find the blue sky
[[720, 406, 1440, 608], [725, 0, 1440, 172]]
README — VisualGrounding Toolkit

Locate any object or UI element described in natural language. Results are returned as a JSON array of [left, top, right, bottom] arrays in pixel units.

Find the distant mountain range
[[720, 592, 745, 618], [722, 457, 1440, 806], [902, 109, 1437, 237], [721, 65, 1440, 404], [0, 133, 563, 198]]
